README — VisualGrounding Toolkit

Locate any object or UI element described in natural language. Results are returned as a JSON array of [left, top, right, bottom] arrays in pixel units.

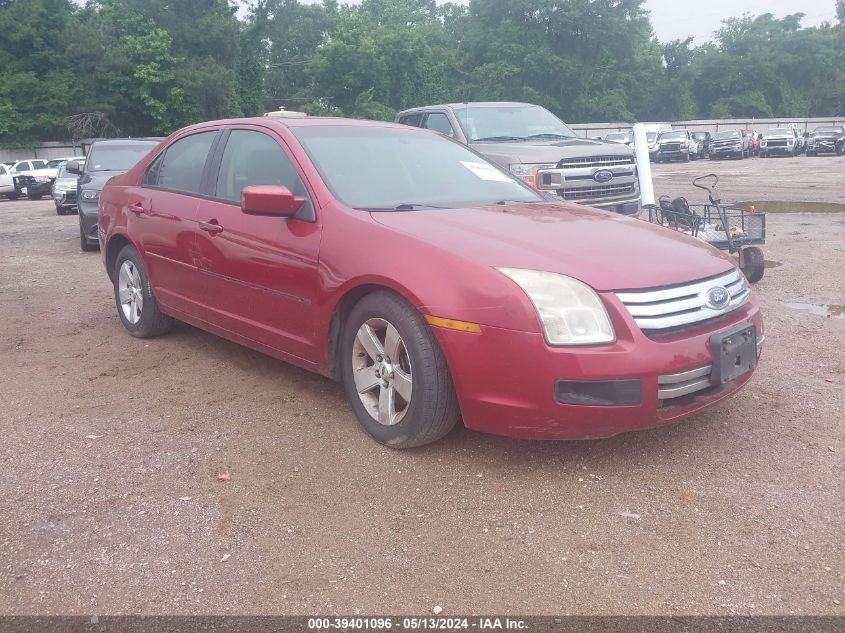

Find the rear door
[[134, 130, 220, 317], [194, 126, 322, 362]]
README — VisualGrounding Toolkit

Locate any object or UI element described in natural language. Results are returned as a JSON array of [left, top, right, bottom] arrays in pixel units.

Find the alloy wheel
[[351, 318, 413, 426], [118, 260, 144, 325]]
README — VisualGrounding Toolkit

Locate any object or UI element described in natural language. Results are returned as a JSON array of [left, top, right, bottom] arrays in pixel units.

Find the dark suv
[[67, 139, 160, 251], [806, 126, 845, 156]]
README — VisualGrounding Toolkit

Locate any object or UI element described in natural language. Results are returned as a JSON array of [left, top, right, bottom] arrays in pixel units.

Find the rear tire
[[341, 291, 460, 448], [55, 203, 66, 216], [740, 247, 765, 284], [113, 244, 174, 338]]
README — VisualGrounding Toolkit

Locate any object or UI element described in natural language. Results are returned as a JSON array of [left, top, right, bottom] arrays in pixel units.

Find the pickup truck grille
[[561, 183, 636, 201], [615, 268, 751, 333], [558, 155, 634, 169], [660, 142, 682, 152]]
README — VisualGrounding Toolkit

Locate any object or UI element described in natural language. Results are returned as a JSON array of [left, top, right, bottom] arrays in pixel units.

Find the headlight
[[498, 268, 615, 346], [509, 163, 556, 187], [81, 189, 100, 200]]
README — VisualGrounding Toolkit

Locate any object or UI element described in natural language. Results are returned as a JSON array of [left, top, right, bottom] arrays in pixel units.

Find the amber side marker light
[[424, 315, 482, 334]]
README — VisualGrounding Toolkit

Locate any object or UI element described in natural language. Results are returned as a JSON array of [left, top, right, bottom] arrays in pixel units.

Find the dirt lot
[[1, 155, 843, 616]]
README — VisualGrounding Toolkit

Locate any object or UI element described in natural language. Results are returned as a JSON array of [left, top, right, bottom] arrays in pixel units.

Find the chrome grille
[[561, 183, 636, 201], [558, 155, 634, 169], [615, 268, 751, 332], [660, 142, 682, 152]]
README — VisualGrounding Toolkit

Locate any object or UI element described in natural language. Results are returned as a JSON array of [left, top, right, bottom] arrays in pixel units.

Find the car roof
[[90, 138, 161, 146], [397, 102, 534, 114], [176, 116, 423, 135]]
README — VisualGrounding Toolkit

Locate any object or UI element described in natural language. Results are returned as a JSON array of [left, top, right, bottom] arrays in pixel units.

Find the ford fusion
[[98, 118, 763, 448]]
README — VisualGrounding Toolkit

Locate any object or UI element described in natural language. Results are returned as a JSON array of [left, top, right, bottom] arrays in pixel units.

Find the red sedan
[[98, 117, 763, 447]]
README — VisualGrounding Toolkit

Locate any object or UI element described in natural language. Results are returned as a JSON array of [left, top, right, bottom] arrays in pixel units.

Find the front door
[[194, 127, 322, 363]]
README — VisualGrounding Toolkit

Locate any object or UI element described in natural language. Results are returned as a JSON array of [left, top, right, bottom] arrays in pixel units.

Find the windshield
[[86, 142, 158, 172], [691, 133, 706, 139], [605, 133, 630, 141], [713, 131, 740, 140], [814, 127, 839, 134], [454, 105, 576, 143], [767, 128, 791, 135], [646, 133, 657, 142], [658, 131, 687, 141], [292, 126, 542, 210], [47, 159, 63, 168]]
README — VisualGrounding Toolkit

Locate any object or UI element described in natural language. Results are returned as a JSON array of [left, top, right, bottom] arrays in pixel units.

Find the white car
[[44, 156, 83, 179], [0, 163, 15, 198], [10, 159, 56, 198]]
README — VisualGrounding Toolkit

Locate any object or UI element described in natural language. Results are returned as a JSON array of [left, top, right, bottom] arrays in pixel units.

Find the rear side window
[[144, 132, 216, 194], [424, 113, 454, 137], [213, 129, 312, 218], [398, 113, 423, 128]]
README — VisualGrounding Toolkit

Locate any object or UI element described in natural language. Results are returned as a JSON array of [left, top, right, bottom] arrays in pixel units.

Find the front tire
[[740, 247, 765, 284], [341, 291, 460, 448], [56, 203, 66, 216], [79, 223, 97, 252], [113, 245, 174, 338]]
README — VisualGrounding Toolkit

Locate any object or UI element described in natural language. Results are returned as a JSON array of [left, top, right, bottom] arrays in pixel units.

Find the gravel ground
[[0, 156, 843, 616]]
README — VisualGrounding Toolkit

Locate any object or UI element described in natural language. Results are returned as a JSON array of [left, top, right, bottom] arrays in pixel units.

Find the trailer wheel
[[740, 247, 765, 284]]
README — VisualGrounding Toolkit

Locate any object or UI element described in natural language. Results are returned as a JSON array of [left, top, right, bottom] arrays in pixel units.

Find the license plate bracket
[[710, 324, 757, 385]]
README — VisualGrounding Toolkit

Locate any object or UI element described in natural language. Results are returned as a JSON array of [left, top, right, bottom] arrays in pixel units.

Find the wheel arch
[[104, 232, 135, 282], [324, 279, 425, 381]]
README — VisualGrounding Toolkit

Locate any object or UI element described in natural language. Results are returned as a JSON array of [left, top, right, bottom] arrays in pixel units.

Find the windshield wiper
[[525, 133, 573, 140], [472, 135, 528, 143], [358, 203, 448, 212]]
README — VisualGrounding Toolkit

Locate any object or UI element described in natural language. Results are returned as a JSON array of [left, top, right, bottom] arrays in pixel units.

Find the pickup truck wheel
[[7, 192, 20, 200], [341, 291, 460, 448], [740, 247, 765, 284], [113, 245, 174, 338], [27, 193, 43, 200]]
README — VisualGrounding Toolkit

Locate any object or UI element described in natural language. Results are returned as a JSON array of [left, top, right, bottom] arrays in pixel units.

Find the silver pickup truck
[[395, 102, 641, 215]]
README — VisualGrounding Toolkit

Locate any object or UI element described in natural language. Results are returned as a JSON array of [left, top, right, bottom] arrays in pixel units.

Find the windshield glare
[[86, 143, 157, 172], [658, 131, 686, 141], [455, 105, 576, 143], [293, 126, 542, 210]]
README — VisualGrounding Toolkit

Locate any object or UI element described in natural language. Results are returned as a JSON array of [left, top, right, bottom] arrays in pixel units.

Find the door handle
[[199, 220, 224, 235], [128, 202, 146, 215]]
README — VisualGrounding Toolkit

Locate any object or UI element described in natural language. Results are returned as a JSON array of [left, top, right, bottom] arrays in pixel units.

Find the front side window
[[145, 132, 216, 194], [292, 125, 542, 210], [214, 129, 309, 207], [424, 113, 454, 137]]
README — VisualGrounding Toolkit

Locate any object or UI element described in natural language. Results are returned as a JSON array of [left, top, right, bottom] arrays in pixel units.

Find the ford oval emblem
[[593, 169, 614, 183], [705, 286, 731, 310]]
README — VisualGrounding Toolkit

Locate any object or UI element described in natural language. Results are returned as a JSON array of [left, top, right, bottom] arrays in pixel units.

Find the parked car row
[[602, 124, 844, 162]]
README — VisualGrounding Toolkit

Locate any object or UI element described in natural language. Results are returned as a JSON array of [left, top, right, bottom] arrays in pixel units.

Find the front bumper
[[760, 143, 794, 155], [53, 188, 77, 207], [433, 295, 763, 440], [657, 147, 690, 160], [710, 145, 743, 157], [78, 199, 100, 242]]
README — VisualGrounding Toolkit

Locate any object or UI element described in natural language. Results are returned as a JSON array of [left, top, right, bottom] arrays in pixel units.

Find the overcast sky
[[644, 0, 838, 42], [281, 0, 840, 44]]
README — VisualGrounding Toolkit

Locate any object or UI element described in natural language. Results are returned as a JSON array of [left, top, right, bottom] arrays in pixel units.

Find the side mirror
[[241, 185, 304, 217], [65, 160, 83, 175]]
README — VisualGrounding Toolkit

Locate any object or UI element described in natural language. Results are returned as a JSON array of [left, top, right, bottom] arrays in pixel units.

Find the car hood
[[16, 168, 53, 178], [78, 170, 127, 191], [469, 138, 633, 166], [370, 203, 735, 292]]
